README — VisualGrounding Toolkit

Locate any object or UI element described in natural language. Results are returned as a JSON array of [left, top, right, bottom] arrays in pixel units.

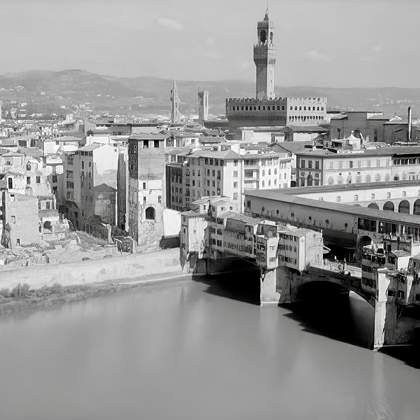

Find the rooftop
[[245, 189, 420, 226], [94, 183, 117, 193], [47, 136, 82, 142], [286, 125, 328, 133], [129, 134, 167, 141], [221, 211, 262, 226], [78, 144, 102, 152], [270, 141, 314, 154], [296, 145, 420, 158], [280, 180, 420, 195], [189, 149, 241, 160]]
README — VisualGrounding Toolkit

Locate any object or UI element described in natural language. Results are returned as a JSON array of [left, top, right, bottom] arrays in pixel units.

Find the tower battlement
[[225, 11, 328, 129], [226, 97, 286, 104]]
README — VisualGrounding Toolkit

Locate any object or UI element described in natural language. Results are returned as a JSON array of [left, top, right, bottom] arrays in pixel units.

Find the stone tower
[[198, 90, 209, 123], [170, 80, 181, 124], [253, 10, 276, 100]]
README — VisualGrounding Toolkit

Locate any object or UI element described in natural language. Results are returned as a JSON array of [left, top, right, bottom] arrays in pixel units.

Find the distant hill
[[0, 69, 419, 119]]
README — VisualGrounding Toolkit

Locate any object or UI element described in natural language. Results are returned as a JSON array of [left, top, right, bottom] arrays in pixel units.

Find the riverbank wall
[[0, 248, 190, 291]]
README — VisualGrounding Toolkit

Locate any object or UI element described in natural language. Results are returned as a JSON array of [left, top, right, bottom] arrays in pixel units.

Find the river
[[0, 276, 419, 420]]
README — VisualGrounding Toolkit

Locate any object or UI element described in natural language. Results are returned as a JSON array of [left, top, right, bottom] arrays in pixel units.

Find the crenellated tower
[[253, 11, 276, 100]]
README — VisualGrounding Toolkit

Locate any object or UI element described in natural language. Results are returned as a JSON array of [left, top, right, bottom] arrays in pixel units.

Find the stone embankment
[[0, 248, 187, 292]]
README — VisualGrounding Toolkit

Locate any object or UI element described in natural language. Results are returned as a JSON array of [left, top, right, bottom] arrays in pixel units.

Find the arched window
[[383, 201, 395, 212], [414, 199, 420, 215], [365, 174, 371, 183], [145, 207, 156, 220], [398, 200, 410, 214]]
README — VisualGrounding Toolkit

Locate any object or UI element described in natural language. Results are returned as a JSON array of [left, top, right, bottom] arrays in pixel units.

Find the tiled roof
[[281, 180, 420, 195], [296, 145, 420, 158], [189, 149, 241, 160], [78, 144, 102, 152], [94, 183, 117, 193], [245, 190, 420, 225], [129, 134, 167, 140]]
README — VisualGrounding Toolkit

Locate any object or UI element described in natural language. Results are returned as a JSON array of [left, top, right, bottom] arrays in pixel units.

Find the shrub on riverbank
[[0, 281, 132, 317]]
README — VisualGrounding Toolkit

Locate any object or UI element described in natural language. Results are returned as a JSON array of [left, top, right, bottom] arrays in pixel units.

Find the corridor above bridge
[[274, 180, 420, 215], [245, 188, 420, 254]]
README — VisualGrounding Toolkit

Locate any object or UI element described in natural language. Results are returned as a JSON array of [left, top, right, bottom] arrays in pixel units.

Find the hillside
[[0, 69, 419, 118]]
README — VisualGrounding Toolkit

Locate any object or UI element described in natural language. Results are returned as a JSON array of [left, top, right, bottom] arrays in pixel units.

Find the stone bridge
[[260, 263, 419, 350]]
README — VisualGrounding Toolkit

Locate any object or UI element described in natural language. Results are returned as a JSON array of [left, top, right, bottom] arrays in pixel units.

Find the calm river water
[[0, 277, 420, 420]]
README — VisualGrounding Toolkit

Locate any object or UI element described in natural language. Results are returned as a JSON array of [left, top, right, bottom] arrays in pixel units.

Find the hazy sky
[[2, 0, 420, 87]]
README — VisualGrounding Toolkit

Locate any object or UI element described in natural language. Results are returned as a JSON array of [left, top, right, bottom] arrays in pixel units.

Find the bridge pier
[[373, 300, 388, 350], [260, 268, 280, 306]]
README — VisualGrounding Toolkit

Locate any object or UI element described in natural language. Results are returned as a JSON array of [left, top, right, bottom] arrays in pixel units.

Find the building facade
[[166, 146, 292, 213], [295, 145, 420, 187], [128, 134, 167, 245]]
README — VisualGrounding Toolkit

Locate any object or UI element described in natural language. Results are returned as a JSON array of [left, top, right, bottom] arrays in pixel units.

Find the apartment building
[[166, 146, 292, 212], [295, 145, 420, 187], [59, 144, 119, 229]]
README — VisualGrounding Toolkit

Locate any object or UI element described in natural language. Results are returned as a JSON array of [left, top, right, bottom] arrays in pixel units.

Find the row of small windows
[[326, 173, 388, 185], [231, 105, 285, 112], [300, 160, 320, 170], [290, 116, 323, 122], [353, 191, 420, 201], [324, 173, 420, 185], [290, 106, 325, 111], [231, 105, 325, 112]]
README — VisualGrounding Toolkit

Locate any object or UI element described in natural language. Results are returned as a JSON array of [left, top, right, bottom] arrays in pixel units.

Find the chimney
[[408, 106, 413, 142]]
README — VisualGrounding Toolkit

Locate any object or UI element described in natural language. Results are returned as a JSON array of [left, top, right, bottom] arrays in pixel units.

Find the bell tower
[[253, 10, 276, 100]]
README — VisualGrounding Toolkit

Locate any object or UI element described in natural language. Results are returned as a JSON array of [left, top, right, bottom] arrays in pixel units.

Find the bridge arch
[[398, 200, 410, 214], [368, 203, 379, 210], [296, 281, 349, 302], [414, 199, 420, 216], [383, 201, 394, 212], [294, 278, 373, 309]]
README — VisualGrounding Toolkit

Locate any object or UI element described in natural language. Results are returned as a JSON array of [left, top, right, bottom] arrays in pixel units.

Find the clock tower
[[253, 10, 276, 100]]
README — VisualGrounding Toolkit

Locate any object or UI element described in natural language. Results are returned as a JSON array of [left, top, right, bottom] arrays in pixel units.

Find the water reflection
[[0, 278, 419, 420]]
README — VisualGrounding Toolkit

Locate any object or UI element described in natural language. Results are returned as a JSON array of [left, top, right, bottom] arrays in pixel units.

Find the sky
[[1, 0, 420, 87]]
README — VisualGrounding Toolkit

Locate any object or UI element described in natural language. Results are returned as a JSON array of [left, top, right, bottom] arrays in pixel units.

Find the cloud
[[304, 49, 331, 62], [156, 17, 183, 31], [361, 56, 375, 63], [201, 50, 222, 60], [206, 37, 216, 47]]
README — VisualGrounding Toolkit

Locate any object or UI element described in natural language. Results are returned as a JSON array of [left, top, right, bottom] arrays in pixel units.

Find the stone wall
[[0, 248, 184, 291]]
